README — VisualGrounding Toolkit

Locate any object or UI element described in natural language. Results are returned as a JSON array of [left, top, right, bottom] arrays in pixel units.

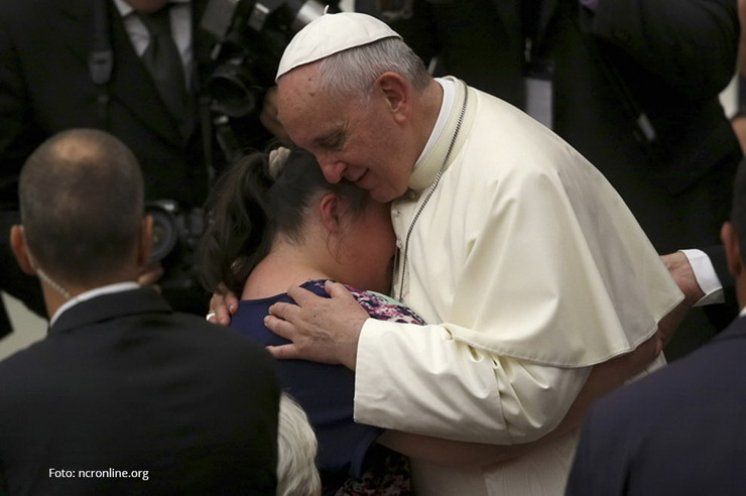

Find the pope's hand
[[660, 251, 704, 306], [265, 280, 368, 370], [658, 251, 705, 345]]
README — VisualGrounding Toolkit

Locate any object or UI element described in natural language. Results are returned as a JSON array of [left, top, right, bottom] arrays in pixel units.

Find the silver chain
[[396, 84, 469, 299]]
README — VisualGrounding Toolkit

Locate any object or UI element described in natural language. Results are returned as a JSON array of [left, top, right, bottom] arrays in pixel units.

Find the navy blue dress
[[230, 280, 423, 494]]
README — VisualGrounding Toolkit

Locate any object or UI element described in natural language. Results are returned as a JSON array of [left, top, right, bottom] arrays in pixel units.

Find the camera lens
[[148, 206, 179, 264], [207, 61, 261, 118]]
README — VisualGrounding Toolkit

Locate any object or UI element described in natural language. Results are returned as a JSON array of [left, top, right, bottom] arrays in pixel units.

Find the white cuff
[[680, 249, 725, 306]]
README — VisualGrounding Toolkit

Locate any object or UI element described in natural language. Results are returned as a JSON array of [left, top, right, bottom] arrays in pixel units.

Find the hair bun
[[268, 147, 292, 180]]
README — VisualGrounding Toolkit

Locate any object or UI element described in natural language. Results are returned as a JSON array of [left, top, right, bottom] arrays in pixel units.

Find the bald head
[[19, 129, 144, 285]]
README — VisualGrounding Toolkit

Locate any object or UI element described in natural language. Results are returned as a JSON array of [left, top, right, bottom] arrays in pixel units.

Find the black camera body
[[146, 200, 205, 293], [140, 1, 331, 310], [201, 0, 332, 121]]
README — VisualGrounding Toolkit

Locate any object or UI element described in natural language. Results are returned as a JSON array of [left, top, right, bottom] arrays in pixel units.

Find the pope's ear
[[318, 192, 342, 234], [10, 225, 36, 276], [375, 72, 412, 124]]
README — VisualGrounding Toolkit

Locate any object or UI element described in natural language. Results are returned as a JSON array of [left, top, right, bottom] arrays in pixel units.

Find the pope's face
[[277, 65, 413, 203]]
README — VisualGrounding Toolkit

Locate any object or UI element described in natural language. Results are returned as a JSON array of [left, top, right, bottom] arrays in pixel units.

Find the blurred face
[[337, 200, 396, 294], [277, 66, 414, 203]]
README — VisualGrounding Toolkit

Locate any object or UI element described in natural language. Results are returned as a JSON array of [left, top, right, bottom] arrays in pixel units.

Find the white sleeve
[[353, 318, 590, 445]]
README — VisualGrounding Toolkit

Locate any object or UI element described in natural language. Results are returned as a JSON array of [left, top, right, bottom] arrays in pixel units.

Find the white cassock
[[353, 78, 683, 495]]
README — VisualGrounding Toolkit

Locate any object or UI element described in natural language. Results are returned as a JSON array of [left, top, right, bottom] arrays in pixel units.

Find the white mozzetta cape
[[353, 79, 682, 494]]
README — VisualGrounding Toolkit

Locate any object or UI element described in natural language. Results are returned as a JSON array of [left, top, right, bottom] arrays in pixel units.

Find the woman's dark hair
[[198, 147, 369, 295]]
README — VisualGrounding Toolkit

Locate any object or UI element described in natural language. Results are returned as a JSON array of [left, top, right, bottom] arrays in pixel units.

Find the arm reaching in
[[660, 251, 705, 306], [207, 285, 240, 325]]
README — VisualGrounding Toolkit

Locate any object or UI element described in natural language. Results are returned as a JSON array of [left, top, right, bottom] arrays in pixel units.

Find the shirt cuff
[[680, 249, 725, 306]]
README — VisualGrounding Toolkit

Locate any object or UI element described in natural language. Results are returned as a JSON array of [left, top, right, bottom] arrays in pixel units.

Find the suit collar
[[50, 281, 139, 326], [50, 287, 172, 334]]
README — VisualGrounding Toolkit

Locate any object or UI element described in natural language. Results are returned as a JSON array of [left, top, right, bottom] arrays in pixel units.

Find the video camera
[[201, 0, 333, 122], [146, 200, 205, 303], [147, 1, 332, 306]]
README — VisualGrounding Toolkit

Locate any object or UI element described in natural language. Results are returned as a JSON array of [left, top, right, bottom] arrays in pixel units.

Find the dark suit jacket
[[0, 0, 256, 329], [0, 287, 280, 495], [0, 0, 216, 209], [566, 315, 746, 495]]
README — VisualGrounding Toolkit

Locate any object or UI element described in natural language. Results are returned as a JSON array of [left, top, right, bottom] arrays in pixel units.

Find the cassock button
[[395, 238, 403, 249]]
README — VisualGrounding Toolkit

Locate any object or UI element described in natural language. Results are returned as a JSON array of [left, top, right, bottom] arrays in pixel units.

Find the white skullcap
[[275, 12, 401, 80]]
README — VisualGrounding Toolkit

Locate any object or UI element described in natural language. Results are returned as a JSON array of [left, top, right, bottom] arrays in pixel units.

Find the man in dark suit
[[358, 0, 742, 357], [0, 129, 280, 495], [565, 159, 746, 496], [0, 0, 273, 333]]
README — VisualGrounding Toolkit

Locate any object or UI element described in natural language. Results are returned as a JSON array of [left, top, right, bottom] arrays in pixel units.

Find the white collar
[[51, 282, 141, 326], [412, 77, 456, 174]]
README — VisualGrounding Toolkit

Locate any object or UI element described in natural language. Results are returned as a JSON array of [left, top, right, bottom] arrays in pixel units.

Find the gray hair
[[276, 394, 321, 496], [317, 37, 430, 99]]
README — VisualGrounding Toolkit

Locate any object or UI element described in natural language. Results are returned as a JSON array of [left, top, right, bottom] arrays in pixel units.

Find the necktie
[[137, 6, 188, 120]]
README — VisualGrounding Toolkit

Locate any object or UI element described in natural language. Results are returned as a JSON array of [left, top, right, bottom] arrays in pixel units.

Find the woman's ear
[[10, 225, 37, 276], [318, 192, 342, 235]]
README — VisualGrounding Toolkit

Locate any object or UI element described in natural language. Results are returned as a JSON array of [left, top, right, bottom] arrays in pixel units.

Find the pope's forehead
[[277, 66, 332, 116]]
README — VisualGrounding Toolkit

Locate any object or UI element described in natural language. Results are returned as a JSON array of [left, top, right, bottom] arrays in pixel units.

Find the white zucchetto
[[275, 12, 401, 80]]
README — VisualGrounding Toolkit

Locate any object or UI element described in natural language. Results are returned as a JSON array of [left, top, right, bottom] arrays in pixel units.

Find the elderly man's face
[[276, 65, 413, 203], [124, 0, 171, 13]]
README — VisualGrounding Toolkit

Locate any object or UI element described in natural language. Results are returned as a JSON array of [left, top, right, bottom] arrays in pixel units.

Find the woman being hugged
[[199, 146, 416, 494]]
